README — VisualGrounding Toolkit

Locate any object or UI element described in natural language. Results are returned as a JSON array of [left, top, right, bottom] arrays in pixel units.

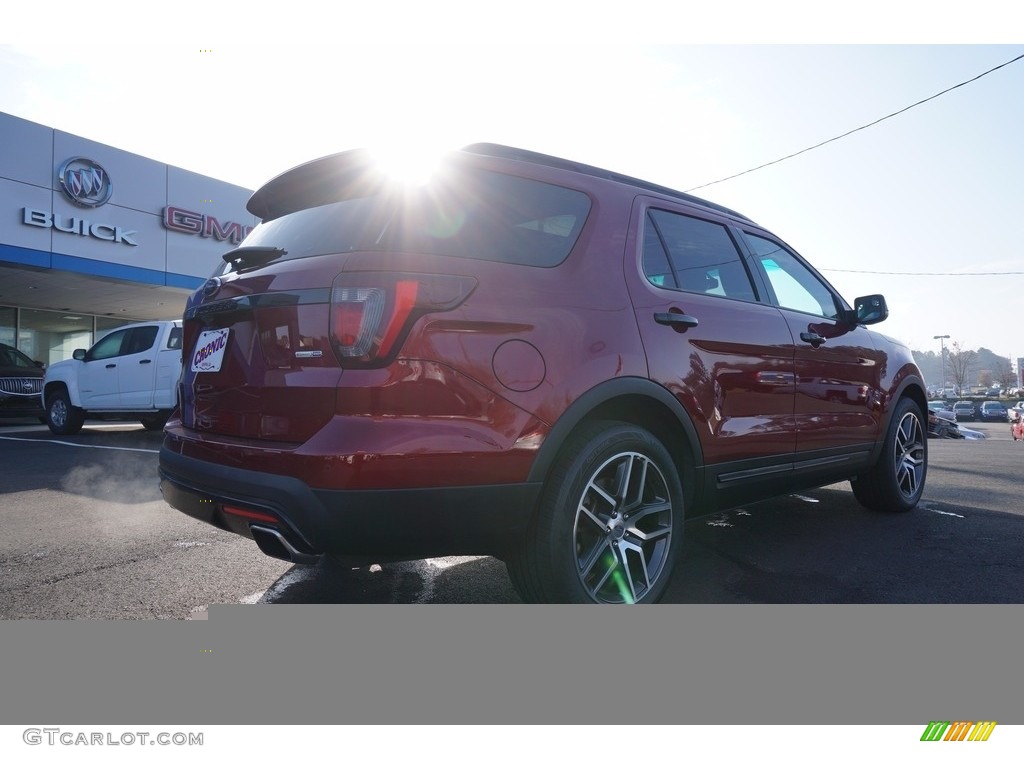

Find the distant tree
[[947, 342, 977, 395], [993, 357, 1014, 388], [979, 370, 993, 388]]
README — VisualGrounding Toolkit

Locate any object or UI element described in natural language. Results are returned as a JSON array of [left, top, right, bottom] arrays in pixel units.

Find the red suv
[[159, 144, 928, 603]]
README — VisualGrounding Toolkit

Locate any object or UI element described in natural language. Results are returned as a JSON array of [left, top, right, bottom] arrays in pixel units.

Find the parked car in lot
[[1007, 401, 1024, 422], [0, 343, 45, 420], [979, 401, 1008, 422], [43, 320, 183, 435], [159, 144, 929, 604], [953, 401, 978, 421], [927, 409, 963, 440], [928, 400, 956, 422]]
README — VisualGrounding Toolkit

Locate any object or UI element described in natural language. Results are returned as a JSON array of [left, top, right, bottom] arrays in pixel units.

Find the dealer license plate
[[191, 329, 231, 373]]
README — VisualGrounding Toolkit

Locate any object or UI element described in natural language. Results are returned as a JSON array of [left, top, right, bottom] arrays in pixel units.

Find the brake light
[[329, 272, 476, 366]]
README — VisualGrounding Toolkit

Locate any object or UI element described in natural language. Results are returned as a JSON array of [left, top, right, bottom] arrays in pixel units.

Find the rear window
[[232, 169, 591, 270]]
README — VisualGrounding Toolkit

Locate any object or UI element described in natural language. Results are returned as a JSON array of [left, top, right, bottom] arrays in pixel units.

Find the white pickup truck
[[43, 320, 183, 435]]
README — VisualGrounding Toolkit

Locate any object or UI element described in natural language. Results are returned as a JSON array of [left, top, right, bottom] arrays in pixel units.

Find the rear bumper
[[158, 445, 541, 562]]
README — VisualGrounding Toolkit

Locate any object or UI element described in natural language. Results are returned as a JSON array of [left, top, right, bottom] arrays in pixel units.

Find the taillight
[[329, 272, 476, 366]]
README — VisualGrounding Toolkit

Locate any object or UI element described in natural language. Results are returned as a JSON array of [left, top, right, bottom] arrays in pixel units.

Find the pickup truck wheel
[[508, 420, 683, 604], [851, 397, 927, 512], [140, 412, 170, 431], [46, 388, 85, 436]]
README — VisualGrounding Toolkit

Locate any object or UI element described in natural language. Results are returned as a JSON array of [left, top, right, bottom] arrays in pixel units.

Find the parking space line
[[0, 435, 159, 454]]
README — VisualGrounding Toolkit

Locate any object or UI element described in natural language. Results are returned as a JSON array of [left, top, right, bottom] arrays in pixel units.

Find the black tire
[[140, 411, 170, 431], [507, 420, 684, 604], [46, 387, 85, 436], [851, 397, 927, 512]]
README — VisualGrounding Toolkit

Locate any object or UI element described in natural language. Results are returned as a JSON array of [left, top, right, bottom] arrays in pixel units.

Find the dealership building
[[0, 110, 257, 365]]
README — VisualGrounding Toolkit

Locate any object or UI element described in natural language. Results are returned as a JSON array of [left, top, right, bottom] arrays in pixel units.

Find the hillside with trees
[[912, 345, 1016, 394]]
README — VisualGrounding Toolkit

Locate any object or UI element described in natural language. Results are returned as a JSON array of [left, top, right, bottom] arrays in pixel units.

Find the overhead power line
[[823, 268, 1024, 276], [685, 52, 1024, 193]]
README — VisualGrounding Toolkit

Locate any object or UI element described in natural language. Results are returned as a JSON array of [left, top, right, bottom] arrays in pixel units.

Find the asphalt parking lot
[[1, 417, 1023, 616]]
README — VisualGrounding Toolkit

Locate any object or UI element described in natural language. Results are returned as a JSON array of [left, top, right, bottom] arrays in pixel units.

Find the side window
[[88, 330, 127, 361], [644, 210, 757, 301], [166, 327, 183, 350], [745, 233, 839, 319], [124, 326, 159, 355]]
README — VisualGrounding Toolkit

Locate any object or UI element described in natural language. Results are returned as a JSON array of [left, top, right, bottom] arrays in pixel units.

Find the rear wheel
[[46, 388, 85, 436], [508, 421, 683, 604], [851, 397, 926, 512]]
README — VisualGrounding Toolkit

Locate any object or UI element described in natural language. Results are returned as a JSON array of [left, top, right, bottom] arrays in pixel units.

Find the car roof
[[247, 143, 757, 226]]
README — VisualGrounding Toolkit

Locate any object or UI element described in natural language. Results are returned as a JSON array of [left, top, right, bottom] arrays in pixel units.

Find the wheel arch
[[527, 377, 705, 514], [867, 373, 928, 465], [886, 375, 929, 435], [44, 379, 78, 407]]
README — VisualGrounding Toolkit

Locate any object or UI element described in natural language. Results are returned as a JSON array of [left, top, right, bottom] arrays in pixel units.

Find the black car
[[0, 343, 45, 419]]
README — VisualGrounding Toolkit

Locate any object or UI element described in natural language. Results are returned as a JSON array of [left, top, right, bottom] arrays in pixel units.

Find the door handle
[[800, 332, 826, 347], [105, 363, 116, 368], [654, 312, 699, 330], [139, 359, 152, 364]]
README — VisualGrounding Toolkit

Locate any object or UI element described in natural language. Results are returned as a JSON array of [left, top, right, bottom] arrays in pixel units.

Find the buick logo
[[58, 157, 113, 208]]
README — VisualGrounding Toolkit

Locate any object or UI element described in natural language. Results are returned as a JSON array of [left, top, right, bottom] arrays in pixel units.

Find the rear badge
[[294, 350, 323, 358], [191, 328, 231, 372]]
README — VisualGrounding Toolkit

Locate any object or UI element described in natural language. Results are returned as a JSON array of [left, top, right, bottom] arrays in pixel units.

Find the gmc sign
[[164, 206, 253, 245]]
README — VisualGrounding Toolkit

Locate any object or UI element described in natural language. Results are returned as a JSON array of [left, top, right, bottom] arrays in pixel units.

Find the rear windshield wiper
[[222, 246, 288, 271]]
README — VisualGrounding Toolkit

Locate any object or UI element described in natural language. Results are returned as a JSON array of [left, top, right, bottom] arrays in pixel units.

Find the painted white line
[[0, 435, 159, 454], [919, 502, 965, 519], [791, 494, 820, 503], [239, 591, 266, 604]]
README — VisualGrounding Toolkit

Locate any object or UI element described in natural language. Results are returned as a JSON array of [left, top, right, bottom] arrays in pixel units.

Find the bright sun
[[368, 141, 453, 187]]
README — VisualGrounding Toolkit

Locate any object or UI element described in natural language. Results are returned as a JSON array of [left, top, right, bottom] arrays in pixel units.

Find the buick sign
[[58, 157, 113, 208]]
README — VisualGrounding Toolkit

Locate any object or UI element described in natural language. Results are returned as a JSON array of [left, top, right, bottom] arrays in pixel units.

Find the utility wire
[[823, 268, 1024, 276], [684, 52, 1024, 193]]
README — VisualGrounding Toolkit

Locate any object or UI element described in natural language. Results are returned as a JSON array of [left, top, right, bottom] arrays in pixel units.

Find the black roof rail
[[461, 143, 754, 224]]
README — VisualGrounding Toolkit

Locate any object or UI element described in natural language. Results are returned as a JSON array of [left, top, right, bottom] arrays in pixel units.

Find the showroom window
[[0, 306, 155, 366]]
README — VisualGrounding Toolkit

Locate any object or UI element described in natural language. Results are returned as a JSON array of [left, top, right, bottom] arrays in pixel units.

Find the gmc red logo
[[163, 206, 253, 245]]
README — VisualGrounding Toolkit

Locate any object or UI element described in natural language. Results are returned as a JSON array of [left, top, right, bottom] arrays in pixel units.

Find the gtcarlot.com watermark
[[23, 728, 203, 747]]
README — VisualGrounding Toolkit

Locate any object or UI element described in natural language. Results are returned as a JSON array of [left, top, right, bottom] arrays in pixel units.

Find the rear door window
[[643, 210, 757, 301]]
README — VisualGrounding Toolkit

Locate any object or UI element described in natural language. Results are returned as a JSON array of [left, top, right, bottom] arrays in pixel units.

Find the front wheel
[[46, 388, 85, 436], [851, 397, 927, 512], [508, 421, 684, 604]]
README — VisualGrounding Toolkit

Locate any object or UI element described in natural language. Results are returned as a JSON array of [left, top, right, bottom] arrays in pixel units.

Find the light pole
[[934, 334, 950, 395]]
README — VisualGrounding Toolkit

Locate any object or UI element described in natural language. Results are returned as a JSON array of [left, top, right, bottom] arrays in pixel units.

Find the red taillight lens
[[331, 287, 387, 356], [329, 272, 476, 366]]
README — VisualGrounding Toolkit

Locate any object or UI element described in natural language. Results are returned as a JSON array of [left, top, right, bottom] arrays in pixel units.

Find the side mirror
[[852, 294, 888, 326], [73, 349, 87, 361]]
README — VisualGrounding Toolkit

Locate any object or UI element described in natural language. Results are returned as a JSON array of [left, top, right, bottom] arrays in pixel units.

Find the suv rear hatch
[[178, 148, 590, 443]]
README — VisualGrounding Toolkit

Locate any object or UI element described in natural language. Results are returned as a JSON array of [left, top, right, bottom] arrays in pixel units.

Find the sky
[[2, 4, 1023, 371]]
